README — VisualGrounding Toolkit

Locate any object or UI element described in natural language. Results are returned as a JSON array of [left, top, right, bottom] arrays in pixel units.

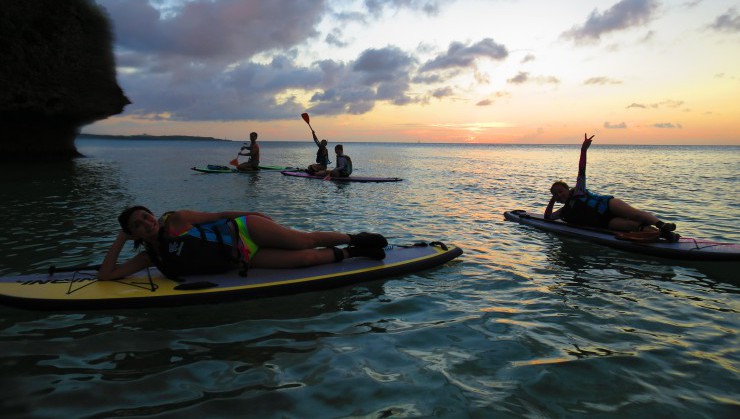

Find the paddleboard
[[0, 242, 462, 310], [281, 171, 402, 183], [191, 165, 298, 173], [504, 210, 740, 261]]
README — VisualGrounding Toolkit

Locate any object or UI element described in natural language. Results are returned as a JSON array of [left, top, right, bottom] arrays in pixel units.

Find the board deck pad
[[504, 210, 740, 261], [281, 170, 402, 183], [0, 242, 462, 310]]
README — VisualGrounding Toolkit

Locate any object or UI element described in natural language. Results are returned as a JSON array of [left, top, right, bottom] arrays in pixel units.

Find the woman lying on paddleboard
[[544, 134, 679, 242], [99, 206, 388, 280]]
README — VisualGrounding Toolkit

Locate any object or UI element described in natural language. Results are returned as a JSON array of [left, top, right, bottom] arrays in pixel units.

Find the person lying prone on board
[[544, 133, 679, 242], [98, 206, 388, 280]]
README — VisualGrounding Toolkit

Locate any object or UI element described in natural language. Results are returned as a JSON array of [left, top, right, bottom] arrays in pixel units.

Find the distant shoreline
[[77, 133, 229, 142], [75, 134, 739, 146]]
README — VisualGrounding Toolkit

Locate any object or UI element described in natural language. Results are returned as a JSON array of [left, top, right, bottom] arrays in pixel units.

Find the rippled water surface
[[0, 139, 738, 418]]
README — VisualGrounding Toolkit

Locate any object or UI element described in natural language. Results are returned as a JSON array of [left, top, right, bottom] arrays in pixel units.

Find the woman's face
[[551, 184, 571, 203], [127, 209, 159, 239]]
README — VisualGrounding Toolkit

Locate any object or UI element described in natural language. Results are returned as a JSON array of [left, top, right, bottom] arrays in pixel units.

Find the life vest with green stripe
[[146, 217, 244, 279]]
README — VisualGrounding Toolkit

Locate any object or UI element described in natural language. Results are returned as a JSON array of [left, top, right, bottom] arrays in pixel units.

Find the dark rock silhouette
[[0, 0, 130, 160]]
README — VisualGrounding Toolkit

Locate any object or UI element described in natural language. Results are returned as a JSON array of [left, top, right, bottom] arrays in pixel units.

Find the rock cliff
[[0, 0, 130, 160]]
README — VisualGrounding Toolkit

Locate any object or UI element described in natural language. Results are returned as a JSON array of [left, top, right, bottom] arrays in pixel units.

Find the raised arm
[[574, 133, 593, 195], [312, 130, 320, 147]]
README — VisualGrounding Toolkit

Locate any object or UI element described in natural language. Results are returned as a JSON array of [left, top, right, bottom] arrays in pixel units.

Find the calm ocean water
[[0, 138, 738, 418]]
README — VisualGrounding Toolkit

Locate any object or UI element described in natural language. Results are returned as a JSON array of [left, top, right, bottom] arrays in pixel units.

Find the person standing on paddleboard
[[236, 132, 260, 171], [544, 133, 679, 242], [98, 206, 388, 281]]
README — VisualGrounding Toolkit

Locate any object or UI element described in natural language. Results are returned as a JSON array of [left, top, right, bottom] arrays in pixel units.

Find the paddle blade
[[301, 113, 310, 124], [229, 158, 239, 166]]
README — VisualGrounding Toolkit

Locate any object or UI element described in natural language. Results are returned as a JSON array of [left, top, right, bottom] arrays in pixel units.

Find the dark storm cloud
[[562, 0, 660, 43]]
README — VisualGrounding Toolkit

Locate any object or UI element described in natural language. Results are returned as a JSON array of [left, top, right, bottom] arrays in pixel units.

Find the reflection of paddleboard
[[0, 242, 462, 310], [504, 210, 740, 261], [281, 171, 402, 183], [191, 165, 298, 173]]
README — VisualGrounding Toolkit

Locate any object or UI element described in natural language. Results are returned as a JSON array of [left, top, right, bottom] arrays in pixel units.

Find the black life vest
[[146, 218, 241, 280], [560, 194, 611, 228]]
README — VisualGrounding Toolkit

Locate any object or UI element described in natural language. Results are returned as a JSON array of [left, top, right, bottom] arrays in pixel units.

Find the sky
[[85, 0, 740, 144]]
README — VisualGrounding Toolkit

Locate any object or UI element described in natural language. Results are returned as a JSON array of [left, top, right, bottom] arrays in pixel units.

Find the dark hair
[[118, 205, 153, 234], [118, 205, 154, 250], [334, 144, 343, 152], [550, 181, 570, 194]]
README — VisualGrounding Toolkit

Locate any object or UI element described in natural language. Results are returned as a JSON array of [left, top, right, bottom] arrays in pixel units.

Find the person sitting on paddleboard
[[306, 130, 331, 175], [98, 206, 388, 281], [236, 132, 260, 171], [544, 133, 679, 242], [314, 144, 352, 179]]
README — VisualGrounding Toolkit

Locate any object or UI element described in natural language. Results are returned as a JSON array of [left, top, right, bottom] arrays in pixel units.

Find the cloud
[[122, 55, 324, 121], [653, 122, 682, 128], [431, 86, 454, 98], [98, 0, 325, 61], [309, 46, 419, 114], [584, 77, 622, 85], [419, 38, 508, 72], [364, 0, 447, 17], [626, 100, 684, 110], [708, 8, 740, 33], [95, 2, 512, 122], [521, 54, 535, 63], [326, 29, 349, 47], [562, 0, 660, 43], [507, 72, 559, 85], [604, 121, 627, 129], [476, 99, 492, 106], [507, 72, 529, 84]]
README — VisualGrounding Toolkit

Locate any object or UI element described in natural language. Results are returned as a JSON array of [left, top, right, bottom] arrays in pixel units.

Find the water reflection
[[0, 159, 132, 275]]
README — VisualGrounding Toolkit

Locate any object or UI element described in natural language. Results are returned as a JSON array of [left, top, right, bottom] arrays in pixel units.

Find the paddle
[[229, 152, 240, 167], [301, 112, 313, 131]]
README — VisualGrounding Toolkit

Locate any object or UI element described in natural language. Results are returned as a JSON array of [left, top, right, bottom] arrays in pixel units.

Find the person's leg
[[607, 199, 678, 240], [608, 198, 659, 225], [247, 215, 350, 250], [250, 248, 338, 268], [608, 217, 645, 231]]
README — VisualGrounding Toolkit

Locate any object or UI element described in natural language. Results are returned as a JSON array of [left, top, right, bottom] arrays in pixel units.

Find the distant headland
[[77, 133, 230, 142]]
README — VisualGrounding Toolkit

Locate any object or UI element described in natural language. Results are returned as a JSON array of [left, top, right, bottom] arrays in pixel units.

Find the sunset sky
[[85, 0, 740, 144]]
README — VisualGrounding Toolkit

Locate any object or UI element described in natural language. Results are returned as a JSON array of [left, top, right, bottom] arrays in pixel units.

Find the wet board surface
[[0, 242, 462, 310], [504, 210, 740, 261]]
